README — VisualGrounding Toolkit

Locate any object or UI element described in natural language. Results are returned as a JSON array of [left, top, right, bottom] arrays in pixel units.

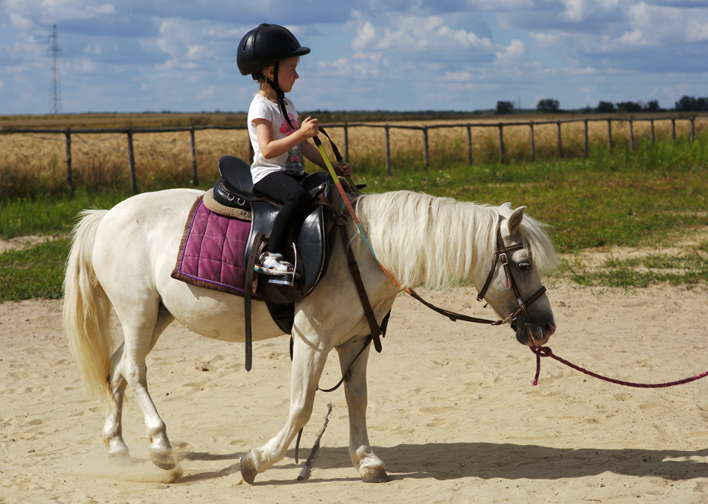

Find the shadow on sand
[[175, 442, 708, 484]]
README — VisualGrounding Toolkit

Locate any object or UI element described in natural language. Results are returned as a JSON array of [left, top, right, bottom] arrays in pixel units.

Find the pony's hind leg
[[103, 342, 130, 462], [336, 337, 388, 483], [109, 304, 176, 470]]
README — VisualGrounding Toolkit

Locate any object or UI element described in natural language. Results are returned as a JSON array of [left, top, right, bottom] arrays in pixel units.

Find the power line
[[48, 24, 63, 114]]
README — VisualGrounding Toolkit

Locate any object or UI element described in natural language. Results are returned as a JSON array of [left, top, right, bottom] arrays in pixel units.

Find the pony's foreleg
[[240, 333, 329, 484], [336, 338, 388, 483]]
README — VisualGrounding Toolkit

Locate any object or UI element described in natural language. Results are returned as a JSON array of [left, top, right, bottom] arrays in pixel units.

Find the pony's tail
[[63, 210, 114, 403]]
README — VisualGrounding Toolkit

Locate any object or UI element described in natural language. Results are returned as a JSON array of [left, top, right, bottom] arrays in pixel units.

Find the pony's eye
[[517, 261, 532, 271]]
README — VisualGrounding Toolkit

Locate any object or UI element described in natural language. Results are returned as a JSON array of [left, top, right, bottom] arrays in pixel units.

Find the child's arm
[[254, 116, 319, 159], [301, 140, 352, 176]]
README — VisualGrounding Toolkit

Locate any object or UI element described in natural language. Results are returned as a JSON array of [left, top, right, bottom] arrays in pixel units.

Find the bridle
[[475, 218, 547, 327]]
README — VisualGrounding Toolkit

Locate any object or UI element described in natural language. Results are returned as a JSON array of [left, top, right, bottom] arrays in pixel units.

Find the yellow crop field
[[1, 112, 705, 199]]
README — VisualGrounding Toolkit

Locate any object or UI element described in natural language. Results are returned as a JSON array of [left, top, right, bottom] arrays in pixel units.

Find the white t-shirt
[[247, 94, 305, 184]]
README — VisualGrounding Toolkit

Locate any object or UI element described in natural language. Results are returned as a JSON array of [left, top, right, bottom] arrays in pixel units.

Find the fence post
[[650, 119, 655, 145], [189, 127, 198, 186], [63, 128, 74, 197], [690, 118, 695, 143], [343, 123, 349, 161], [126, 128, 137, 194], [498, 123, 505, 163], [671, 118, 676, 140], [629, 120, 634, 152], [384, 125, 391, 175], [422, 127, 429, 169], [466, 125, 473, 165], [607, 119, 613, 155], [529, 121, 535, 163], [556, 121, 562, 158], [584, 119, 589, 158]]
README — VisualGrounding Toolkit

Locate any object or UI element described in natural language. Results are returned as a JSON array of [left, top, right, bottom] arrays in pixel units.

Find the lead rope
[[531, 346, 708, 388]]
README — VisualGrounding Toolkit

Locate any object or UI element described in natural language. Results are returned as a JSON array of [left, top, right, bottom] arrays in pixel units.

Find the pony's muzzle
[[514, 318, 555, 347]]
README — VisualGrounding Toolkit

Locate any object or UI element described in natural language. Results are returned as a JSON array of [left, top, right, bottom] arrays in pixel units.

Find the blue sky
[[1, 0, 707, 115]]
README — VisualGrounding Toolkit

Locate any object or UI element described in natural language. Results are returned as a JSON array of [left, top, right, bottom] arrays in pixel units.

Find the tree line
[[496, 95, 708, 115]]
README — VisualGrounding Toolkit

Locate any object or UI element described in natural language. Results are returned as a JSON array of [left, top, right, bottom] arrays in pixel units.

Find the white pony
[[63, 188, 558, 483]]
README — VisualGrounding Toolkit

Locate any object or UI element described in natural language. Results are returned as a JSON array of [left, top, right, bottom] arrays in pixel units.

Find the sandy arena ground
[[1, 275, 708, 503]]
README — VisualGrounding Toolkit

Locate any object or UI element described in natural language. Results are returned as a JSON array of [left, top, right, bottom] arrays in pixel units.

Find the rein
[[530, 345, 708, 388], [313, 128, 545, 330], [311, 129, 548, 395]]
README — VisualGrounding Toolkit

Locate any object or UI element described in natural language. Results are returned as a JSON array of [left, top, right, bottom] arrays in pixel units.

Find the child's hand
[[299, 116, 319, 138], [334, 162, 352, 177]]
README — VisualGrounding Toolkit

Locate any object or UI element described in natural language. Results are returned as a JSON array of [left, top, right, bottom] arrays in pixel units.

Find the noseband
[[476, 219, 547, 326]]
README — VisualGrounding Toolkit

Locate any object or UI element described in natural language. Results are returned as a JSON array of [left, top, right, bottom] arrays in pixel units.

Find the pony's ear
[[507, 205, 527, 234], [501, 202, 513, 211]]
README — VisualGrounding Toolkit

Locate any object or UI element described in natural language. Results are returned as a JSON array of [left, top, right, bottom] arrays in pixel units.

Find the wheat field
[[1, 113, 705, 199]]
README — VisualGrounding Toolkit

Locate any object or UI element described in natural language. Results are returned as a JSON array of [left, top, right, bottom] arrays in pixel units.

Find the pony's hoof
[[240, 454, 258, 484], [107, 447, 132, 465], [106, 441, 132, 465], [149, 446, 176, 470], [361, 466, 389, 483]]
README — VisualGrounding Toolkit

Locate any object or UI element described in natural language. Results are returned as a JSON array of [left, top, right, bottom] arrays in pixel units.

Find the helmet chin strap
[[263, 61, 295, 131]]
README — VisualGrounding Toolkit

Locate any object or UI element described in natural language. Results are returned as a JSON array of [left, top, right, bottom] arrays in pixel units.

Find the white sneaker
[[254, 252, 294, 276]]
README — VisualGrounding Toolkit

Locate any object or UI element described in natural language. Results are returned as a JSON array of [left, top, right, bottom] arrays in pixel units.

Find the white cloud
[[61, 56, 98, 74], [560, 0, 586, 22], [467, 0, 534, 9], [351, 20, 377, 51], [196, 85, 217, 101], [530, 32, 561, 50], [326, 51, 386, 78], [616, 28, 647, 47], [560, 0, 621, 22], [351, 15, 493, 53], [628, 2, 708, 43], [443, 71, 473, 82], [1, 0, 707, 114], [5, 0, 116, 29], [566, 65, 599, 76], [84, 41, 101, 55], [495, 39, 525, 65]]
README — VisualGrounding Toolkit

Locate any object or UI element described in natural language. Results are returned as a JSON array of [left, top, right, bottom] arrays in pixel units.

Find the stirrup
[[266, 244, 300, 287]]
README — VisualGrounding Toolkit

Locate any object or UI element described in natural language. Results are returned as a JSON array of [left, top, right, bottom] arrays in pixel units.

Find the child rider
[[237, 23, 352, 276]]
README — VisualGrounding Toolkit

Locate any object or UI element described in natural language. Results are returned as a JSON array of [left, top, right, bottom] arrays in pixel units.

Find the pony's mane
[[355, 190, 558, 290]]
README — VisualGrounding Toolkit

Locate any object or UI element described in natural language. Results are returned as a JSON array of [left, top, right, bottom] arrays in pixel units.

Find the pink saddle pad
[[171, 196, 252, 296]]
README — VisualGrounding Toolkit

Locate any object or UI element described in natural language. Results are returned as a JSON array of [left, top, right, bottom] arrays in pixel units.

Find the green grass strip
[[0, 238, 70, 301]]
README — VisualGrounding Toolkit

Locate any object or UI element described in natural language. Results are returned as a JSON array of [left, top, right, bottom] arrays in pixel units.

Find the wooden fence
[[1, 116, 703, 196]]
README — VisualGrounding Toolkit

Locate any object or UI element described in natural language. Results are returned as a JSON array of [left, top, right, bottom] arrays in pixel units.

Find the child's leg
[[253, 172, 311, 254]]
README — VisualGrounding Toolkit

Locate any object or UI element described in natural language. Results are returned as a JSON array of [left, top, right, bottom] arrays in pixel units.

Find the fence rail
[[1, 116, 704, 196]]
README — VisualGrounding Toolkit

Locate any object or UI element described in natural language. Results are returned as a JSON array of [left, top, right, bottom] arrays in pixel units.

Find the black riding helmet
[[238, 24, 310, 129], [237, 24, 310, 77]]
